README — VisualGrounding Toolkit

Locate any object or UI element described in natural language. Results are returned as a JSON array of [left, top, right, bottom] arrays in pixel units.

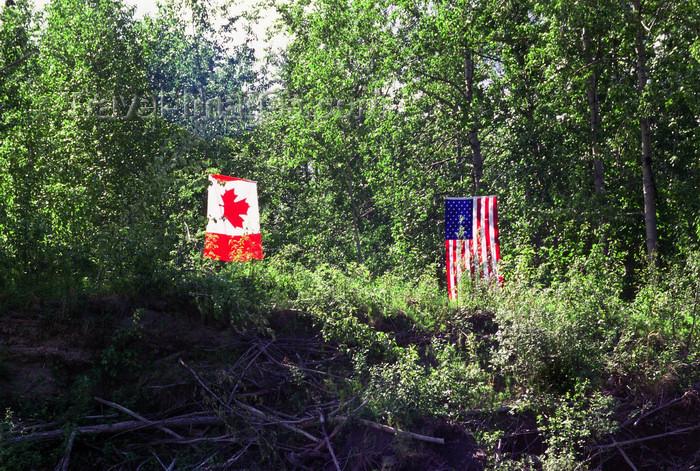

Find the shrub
[[187, 263, 272, 332], [607, 251, 700, 394], [537, 385, 617, 470], [361, 339, 494, 424], [493, 248, 622, 393]]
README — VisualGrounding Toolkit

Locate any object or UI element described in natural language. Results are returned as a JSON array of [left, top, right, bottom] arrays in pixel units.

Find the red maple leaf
[[220, 188, 250, 228]]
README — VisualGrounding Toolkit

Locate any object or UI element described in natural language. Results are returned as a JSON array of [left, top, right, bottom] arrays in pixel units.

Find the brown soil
[[0, 296, 231, 403], [2, 299, 700, 470]]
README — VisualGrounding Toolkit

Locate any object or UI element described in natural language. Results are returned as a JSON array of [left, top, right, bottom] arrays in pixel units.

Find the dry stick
[[179, 358, 322, 444], [597, 423, 700, 450], [461, 406, 513, 416], [289, 396, 363, 459], [627, 393, 687, 428], [325, 422, 344, 443], [84, 414, 119, 420], [320, 414, 342, 471], [22, 421, 59, 432], [192, 450, 222, 470], [54, 430, 76, 471], [179, 359, 231, 412], [150, 436, 241, 446], [301, 421, 346, 459], [229, 341, 272, 402], [258, 344, 340, 380], [613, 439, 639, 471], [223, 441, 254, 467], [153, 453, 176, 471], [334, 416, 445, 445], [233, 399, 322, 444], [342, 397, 370, 417], [258, 404, 301, 421], [94, 397, 183, 440], [5, 415, 223, 444]]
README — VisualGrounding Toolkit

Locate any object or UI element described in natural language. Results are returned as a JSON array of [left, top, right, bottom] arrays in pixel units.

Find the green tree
[[0, 0, 36, 287], [260, 0, 395, 268]]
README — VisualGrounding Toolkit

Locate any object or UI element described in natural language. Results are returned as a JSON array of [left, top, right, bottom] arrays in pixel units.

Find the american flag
[[445, 196, 501, 299]]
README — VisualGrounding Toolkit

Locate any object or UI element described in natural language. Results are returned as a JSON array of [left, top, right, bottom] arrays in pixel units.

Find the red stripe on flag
[[484, 197, 492, 278], [446, 196, 502, 298], [475, 199, 482, 278], [210, 174, 257, 183], [492, 198, 503, 285], [448, 239, 472, 300], [468, 239, 474, 277], [482, 197, 488, 277], [204, 232, 263, 261], [452, 240, 460, 299], [446, 240, 453, 299]]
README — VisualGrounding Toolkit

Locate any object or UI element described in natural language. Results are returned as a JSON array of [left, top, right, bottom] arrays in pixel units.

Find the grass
[[1, 250, 700, 469]]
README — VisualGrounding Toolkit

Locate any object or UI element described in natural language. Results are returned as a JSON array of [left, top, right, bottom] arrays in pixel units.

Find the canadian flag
[[204, 174, 263, 261]]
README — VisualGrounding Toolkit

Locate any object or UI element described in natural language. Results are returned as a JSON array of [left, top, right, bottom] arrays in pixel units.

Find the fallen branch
[[320, 414, 341, 471], [179, 358, 230, 412], [618, 391, 692, 429], [229, 341, 271, 399], [461, 406, 513, 416], [20, 421, 59, 432], [94, 396, 183, 440], [149, 435, 242, 446], [233, 399, 322, 444], [334, 416, 444, 445], [613, 439, 639, 471], [632, 396, 683, 427], [4, 415, 223, 444], [54, 430, 76, 471], [293, 419, 346, 465], [179, 358, 322, 444], [597, 423, 700, 450]]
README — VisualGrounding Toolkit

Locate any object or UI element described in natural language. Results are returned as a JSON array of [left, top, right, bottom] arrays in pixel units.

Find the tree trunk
[[464, 48, 484, 193], [582, 28, 605, 195], [640, 116, 658, 260], [469, 128, 484, 193], [344, 159, 364, 265], [632, 0, 659, 263], [456, 135, 464, 185]]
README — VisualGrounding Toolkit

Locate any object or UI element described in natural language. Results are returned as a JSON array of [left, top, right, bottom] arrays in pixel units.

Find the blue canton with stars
[[445, 198, 473, 240]]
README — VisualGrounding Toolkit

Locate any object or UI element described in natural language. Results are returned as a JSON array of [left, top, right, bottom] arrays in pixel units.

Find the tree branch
[[597, 423, 700, 450], [416, 86, 458, 112], [0, 51, 35, 75], [5, 415, 223, 444], [334, 416, 445, 445], [94, 396, 183, 440]]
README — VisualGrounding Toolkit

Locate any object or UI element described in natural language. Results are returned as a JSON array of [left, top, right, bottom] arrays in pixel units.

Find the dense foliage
[[1, 0, 700, 469], [1, 0, 699, 290]]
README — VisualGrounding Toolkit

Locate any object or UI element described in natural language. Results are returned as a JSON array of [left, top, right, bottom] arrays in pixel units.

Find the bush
[[493, 248, 623, 393], [361, 339, 494, 424], [537, 385, 617, 470], [187, 262, 274, 332], [606, 251, 700, 394]]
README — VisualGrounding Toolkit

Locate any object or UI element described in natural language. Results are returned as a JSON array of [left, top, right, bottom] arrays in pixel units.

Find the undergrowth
[[1, 249, 700, 469]]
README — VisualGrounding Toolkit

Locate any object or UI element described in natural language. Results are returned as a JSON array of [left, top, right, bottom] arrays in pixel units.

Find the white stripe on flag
[[480, 197, 487, 276], [446, 196, 502, 299], [471, 199, 478, 275], [488, 197, 497, 280], [448, 240, 455, 298]]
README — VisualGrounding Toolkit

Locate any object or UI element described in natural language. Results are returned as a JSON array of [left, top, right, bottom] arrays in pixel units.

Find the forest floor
[[1, 295, 700, 470]]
